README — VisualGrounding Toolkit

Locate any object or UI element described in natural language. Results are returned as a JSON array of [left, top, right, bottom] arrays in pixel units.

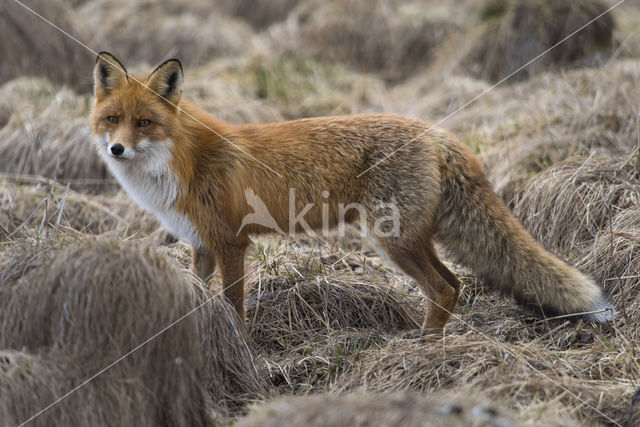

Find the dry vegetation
[[236, 391, 539, 426], [0, 239, 266, 426], [1, 0, 640, 425]]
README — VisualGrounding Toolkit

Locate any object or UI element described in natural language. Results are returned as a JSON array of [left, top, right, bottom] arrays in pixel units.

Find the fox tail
[[435, 143, 615, 323]]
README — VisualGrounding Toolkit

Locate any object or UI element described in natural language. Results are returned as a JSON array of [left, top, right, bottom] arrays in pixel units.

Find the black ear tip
[[166, 58, 184, 76], [96, 51, 112, 63]]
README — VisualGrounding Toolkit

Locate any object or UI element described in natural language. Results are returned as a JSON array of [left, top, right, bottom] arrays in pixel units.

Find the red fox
[[90, 52, 615, 333]]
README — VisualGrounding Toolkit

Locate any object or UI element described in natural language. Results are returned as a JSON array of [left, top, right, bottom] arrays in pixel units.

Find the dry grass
[[0, 239, 267, 424], [330, 326, 639, 425], [578, 207, 640, 320], [247, 274, 423, 351], [245, 56, 387, 119], [463, 60, 640, 203], [267, 0, 460, 82], [463, 0, 615, 82], [0, 0, 94, 92], [75, 0, 253, 68], [0, 78, 110, 190], [238, 238, 423, 393], [0, 179, 167, 242], [236, 390, 529, 427], [512, 155, 640, 258], [218, 0, 302, 30], [0, 350, 165, 427]]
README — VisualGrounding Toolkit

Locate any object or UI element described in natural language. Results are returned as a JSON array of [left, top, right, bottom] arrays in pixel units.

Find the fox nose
[[110, 143, 125, 156]]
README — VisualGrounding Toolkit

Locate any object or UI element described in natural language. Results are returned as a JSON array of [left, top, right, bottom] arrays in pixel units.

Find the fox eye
[[107, 116, 118, 123], [138, 119, 151, 127]]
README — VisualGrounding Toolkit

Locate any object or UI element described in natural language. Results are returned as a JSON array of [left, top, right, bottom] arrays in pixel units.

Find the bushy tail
[[434, 143, 615, 323]]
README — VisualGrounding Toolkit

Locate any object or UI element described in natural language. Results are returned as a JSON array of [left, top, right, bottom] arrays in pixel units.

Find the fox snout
[[103, 138, 135, 159], [110, 143, 125, 156]]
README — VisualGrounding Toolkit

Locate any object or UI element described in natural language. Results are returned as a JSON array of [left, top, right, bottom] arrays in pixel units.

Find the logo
[[237, 188, 400, 238], [237, 188, 284, 235]]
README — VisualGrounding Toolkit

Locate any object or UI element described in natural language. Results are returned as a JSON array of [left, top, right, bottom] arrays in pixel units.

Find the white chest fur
[[98, 137, 204, 248]]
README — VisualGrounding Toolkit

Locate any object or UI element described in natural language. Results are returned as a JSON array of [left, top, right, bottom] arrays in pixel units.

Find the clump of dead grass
[[242, 238, 423, 393], [200, 286, 269, 413], [0, 78, 110, 190], [246, 55, 387, 119], [0, 349, 216, 427], [0, 239, 267, 423], [0, 0, 94, 92], [465, 0, 615, 82], [394, 60, 640, 200], [512, 155, 640, 258], [247, 274, 423, 352], [267, 0, 459, 82], [460, 363, 639, 425], [333, 328, 638, 425], [466, 60, 640, 203], [242, 236, 638, 425], [183, 55, 387, 124], [0, 179, 166, 242], [217, 0, 301, 30], [236, 390, 525, 427], [258, 329, 391, 395], [577, 207, 640, 319], [76, 0, 253, 68]]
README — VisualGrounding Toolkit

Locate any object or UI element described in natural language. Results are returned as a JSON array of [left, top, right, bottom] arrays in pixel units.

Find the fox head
[[90, 52, 183, 164]]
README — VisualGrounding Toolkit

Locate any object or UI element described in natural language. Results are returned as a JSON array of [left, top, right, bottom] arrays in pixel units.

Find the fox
[[90, 52, 615, 333]]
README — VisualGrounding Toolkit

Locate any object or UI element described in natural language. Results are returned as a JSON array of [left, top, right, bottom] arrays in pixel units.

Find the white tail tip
[[583, 296, 617, 323]]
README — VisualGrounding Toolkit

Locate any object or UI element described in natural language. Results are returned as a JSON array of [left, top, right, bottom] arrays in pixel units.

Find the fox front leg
[[219, 244, 249, 323], [192, 246, 217, 285]]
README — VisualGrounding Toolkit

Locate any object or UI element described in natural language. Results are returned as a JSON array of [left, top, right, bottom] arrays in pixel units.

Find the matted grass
[[236, 390, 531, 427], [0, 239, 267, 424]]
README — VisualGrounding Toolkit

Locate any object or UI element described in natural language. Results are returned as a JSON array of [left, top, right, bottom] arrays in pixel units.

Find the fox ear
[[146, 59, 183, 106], [94, 52, 128, 99]]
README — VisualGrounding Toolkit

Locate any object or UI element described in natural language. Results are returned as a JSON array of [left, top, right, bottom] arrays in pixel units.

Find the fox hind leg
[[375, 238, 460, 334], [427, 246, 462, 313]]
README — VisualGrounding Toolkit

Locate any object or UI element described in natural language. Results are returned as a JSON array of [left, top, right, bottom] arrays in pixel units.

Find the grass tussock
[[466, 0, 615, 82], [238, 234, 640, 425], [268, 0, 458, 82], [76, 0, 253, 68], [468, 61, 640, 202], [0, 78, 110, 189], [512, 155, 640, 257], [218, 0, 302, 30], [332, 328, 639, 425], [578, 207, 640, 319], [460, 366, 639, 425], [0, 239, 267, 424], [0, 179, 168, 242], [0, 0, 94, 92], [0, 348, 240, 427], [236, 391, 526, 427], [247, 56, 386, 119], [247, 275, 423, 351]]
